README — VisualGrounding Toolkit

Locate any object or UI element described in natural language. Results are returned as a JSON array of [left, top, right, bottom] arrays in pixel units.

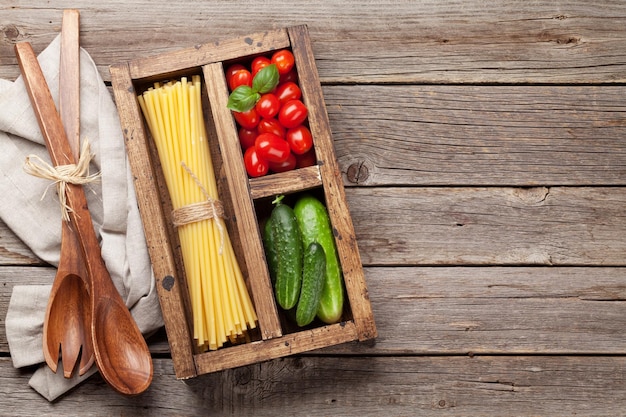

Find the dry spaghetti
[[138, 75, 257, 351]]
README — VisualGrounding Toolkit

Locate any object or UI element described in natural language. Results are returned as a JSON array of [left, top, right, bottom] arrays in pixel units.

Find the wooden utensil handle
[[16, 43, 75, 167], [59, 9, 81, 158], [15, 42, 113, 293]]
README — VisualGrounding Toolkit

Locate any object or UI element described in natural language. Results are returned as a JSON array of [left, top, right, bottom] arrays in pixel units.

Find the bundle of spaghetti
[[138, 75, 257, 351]]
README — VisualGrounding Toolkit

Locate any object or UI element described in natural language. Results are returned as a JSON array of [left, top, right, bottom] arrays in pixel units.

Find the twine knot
[[173, 162, 226, 253], [23, 139, 100, 222]]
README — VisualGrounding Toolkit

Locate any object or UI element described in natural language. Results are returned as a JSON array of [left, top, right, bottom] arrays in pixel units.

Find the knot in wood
[[2, 24, 21, 42], [346, 162, 369, 184]]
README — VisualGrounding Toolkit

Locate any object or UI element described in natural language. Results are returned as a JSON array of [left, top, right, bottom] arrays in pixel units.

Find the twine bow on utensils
[[23, 139, 101, 222]]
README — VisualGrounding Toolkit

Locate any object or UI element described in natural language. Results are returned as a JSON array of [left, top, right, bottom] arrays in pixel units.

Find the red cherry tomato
[[228, 69, 252, 91], [275, 81, 301, 105], [258, 118, 286, 138], [233, 108, 260, 129], [255, 133, 291, 163], [286, 125, 313, 155], [271, 50, 295, 75], [255, 93, 280, 119], [226, 64, 246, 85], [244, 146, 269, 177], [251, 56, 272, 77], [296, 148, 316, 168], [279, 69, 298, 85], [269, 153, 297, 173], [278, 99, 308, 129], [238, 127, 258, 150]]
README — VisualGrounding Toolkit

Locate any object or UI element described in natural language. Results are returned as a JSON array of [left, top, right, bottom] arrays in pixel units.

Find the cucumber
[[296, 242, 326, 327], [270, 195, 303, 310], [294, 194, 344, 324], [262, 217, 278, 284]]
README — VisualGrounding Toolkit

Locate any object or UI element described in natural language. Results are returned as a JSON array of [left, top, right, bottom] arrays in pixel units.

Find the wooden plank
[[249, 165, 321, 199], [0, 222, 41, 265], [109, 63, 197, 378], [288, 25, 376, 342], [128, 28, 290, 81], [336, 266, 626, 355], [2, 186, 625, 267], [348, 186, 626, 266], [328, 85, 626, 187], [3, 266, 625, 355], [194, 321, 359, 374], [1, 355, 624, 416], [1, 1, 625, 84], [202, 62, 282, 340]]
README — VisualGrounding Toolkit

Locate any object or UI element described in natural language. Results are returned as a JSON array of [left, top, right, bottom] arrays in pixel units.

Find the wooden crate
[[110, 25, 376, 379]]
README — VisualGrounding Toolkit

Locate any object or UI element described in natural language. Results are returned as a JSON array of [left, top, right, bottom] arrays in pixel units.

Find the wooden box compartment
[[110, 25, 376, 379]]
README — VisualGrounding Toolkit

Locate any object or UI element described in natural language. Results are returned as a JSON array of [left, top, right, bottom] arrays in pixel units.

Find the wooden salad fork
[[41, 9, 94, 378]]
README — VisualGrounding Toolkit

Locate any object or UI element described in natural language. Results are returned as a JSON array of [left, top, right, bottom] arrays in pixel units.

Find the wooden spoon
[[15, 41, 153, 395], [42, 8, 94, 379]]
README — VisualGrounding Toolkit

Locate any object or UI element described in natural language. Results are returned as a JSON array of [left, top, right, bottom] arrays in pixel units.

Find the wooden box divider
[[110, 25, 376, 380]]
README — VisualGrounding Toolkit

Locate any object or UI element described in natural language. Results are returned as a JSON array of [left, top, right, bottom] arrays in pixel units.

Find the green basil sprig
[[227, 64, 279, 113]]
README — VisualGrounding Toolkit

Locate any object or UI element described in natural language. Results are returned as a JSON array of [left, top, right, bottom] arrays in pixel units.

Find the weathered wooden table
[[1, 1, 625, 415]]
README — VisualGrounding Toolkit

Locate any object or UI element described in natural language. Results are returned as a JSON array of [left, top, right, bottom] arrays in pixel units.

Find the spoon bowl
[[94, 298, 153, 394]]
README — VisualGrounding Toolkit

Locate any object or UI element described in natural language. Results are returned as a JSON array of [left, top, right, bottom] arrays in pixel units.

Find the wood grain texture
[[1, 356, 624, 416], [348, 186, 626, 266], [109, 63, 197, 378], [1, 0, 625, 413], [1, 1, 625, 84], [3, 266, 624, 355], [203, 62, 282, 341], [327, 85, 626, 187], [2, 186, 625, 266], [288, 25, 376, 341]]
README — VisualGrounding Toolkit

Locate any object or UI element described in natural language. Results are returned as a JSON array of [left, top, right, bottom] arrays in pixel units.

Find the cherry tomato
[[255, 133, 291, 163], [296, 148, 316, 168], [279, 69, 298, 85], [258, 118, 286, 138], [238, 127, 258, 150], [255, 93, 280, 119], [228, 69, 252, 91], [278, 99, 308, 129], [271, 50, 295, 75], [286, 125, 313, 155], [233, 108, 260, 129], [251, 56, 272, 77], [244, 146, 269, 177], [269, 153, 297, 173], [275, 81, 301, 105], [225, 64, 246, 85]]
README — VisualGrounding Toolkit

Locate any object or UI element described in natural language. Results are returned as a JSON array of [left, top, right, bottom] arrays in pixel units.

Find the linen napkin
[[1, 35, 163, 401]]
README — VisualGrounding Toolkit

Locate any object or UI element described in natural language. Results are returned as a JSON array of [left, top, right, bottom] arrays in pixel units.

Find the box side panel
[[202, 62, 282, 340], [110, 63, 198, 378], [288, 25, 377, 341], [129, 29, 291, 81], [194, 321, 359, 374]]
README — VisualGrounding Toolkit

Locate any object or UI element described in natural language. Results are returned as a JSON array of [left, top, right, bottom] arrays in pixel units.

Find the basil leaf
[[227, 85, 260, 112], [253, 64, 279, 94]]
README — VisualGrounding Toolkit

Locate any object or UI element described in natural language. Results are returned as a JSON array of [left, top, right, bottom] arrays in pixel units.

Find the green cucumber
[[294, 194, 344, 324], [262, 217, 278, 284], [296, 242, 326, 327], [270, 195, 303, 310]]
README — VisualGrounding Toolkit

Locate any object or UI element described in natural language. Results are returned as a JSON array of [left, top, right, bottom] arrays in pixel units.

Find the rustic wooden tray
[[110, 25, 376, 379]]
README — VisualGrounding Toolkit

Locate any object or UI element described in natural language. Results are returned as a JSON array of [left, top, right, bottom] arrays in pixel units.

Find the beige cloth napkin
[[1, 35, 163, 401]]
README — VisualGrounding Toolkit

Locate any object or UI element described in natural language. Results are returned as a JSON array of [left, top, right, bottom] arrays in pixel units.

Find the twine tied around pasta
[[173, 162, 226, 254], [23, 139, 100, 222]]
